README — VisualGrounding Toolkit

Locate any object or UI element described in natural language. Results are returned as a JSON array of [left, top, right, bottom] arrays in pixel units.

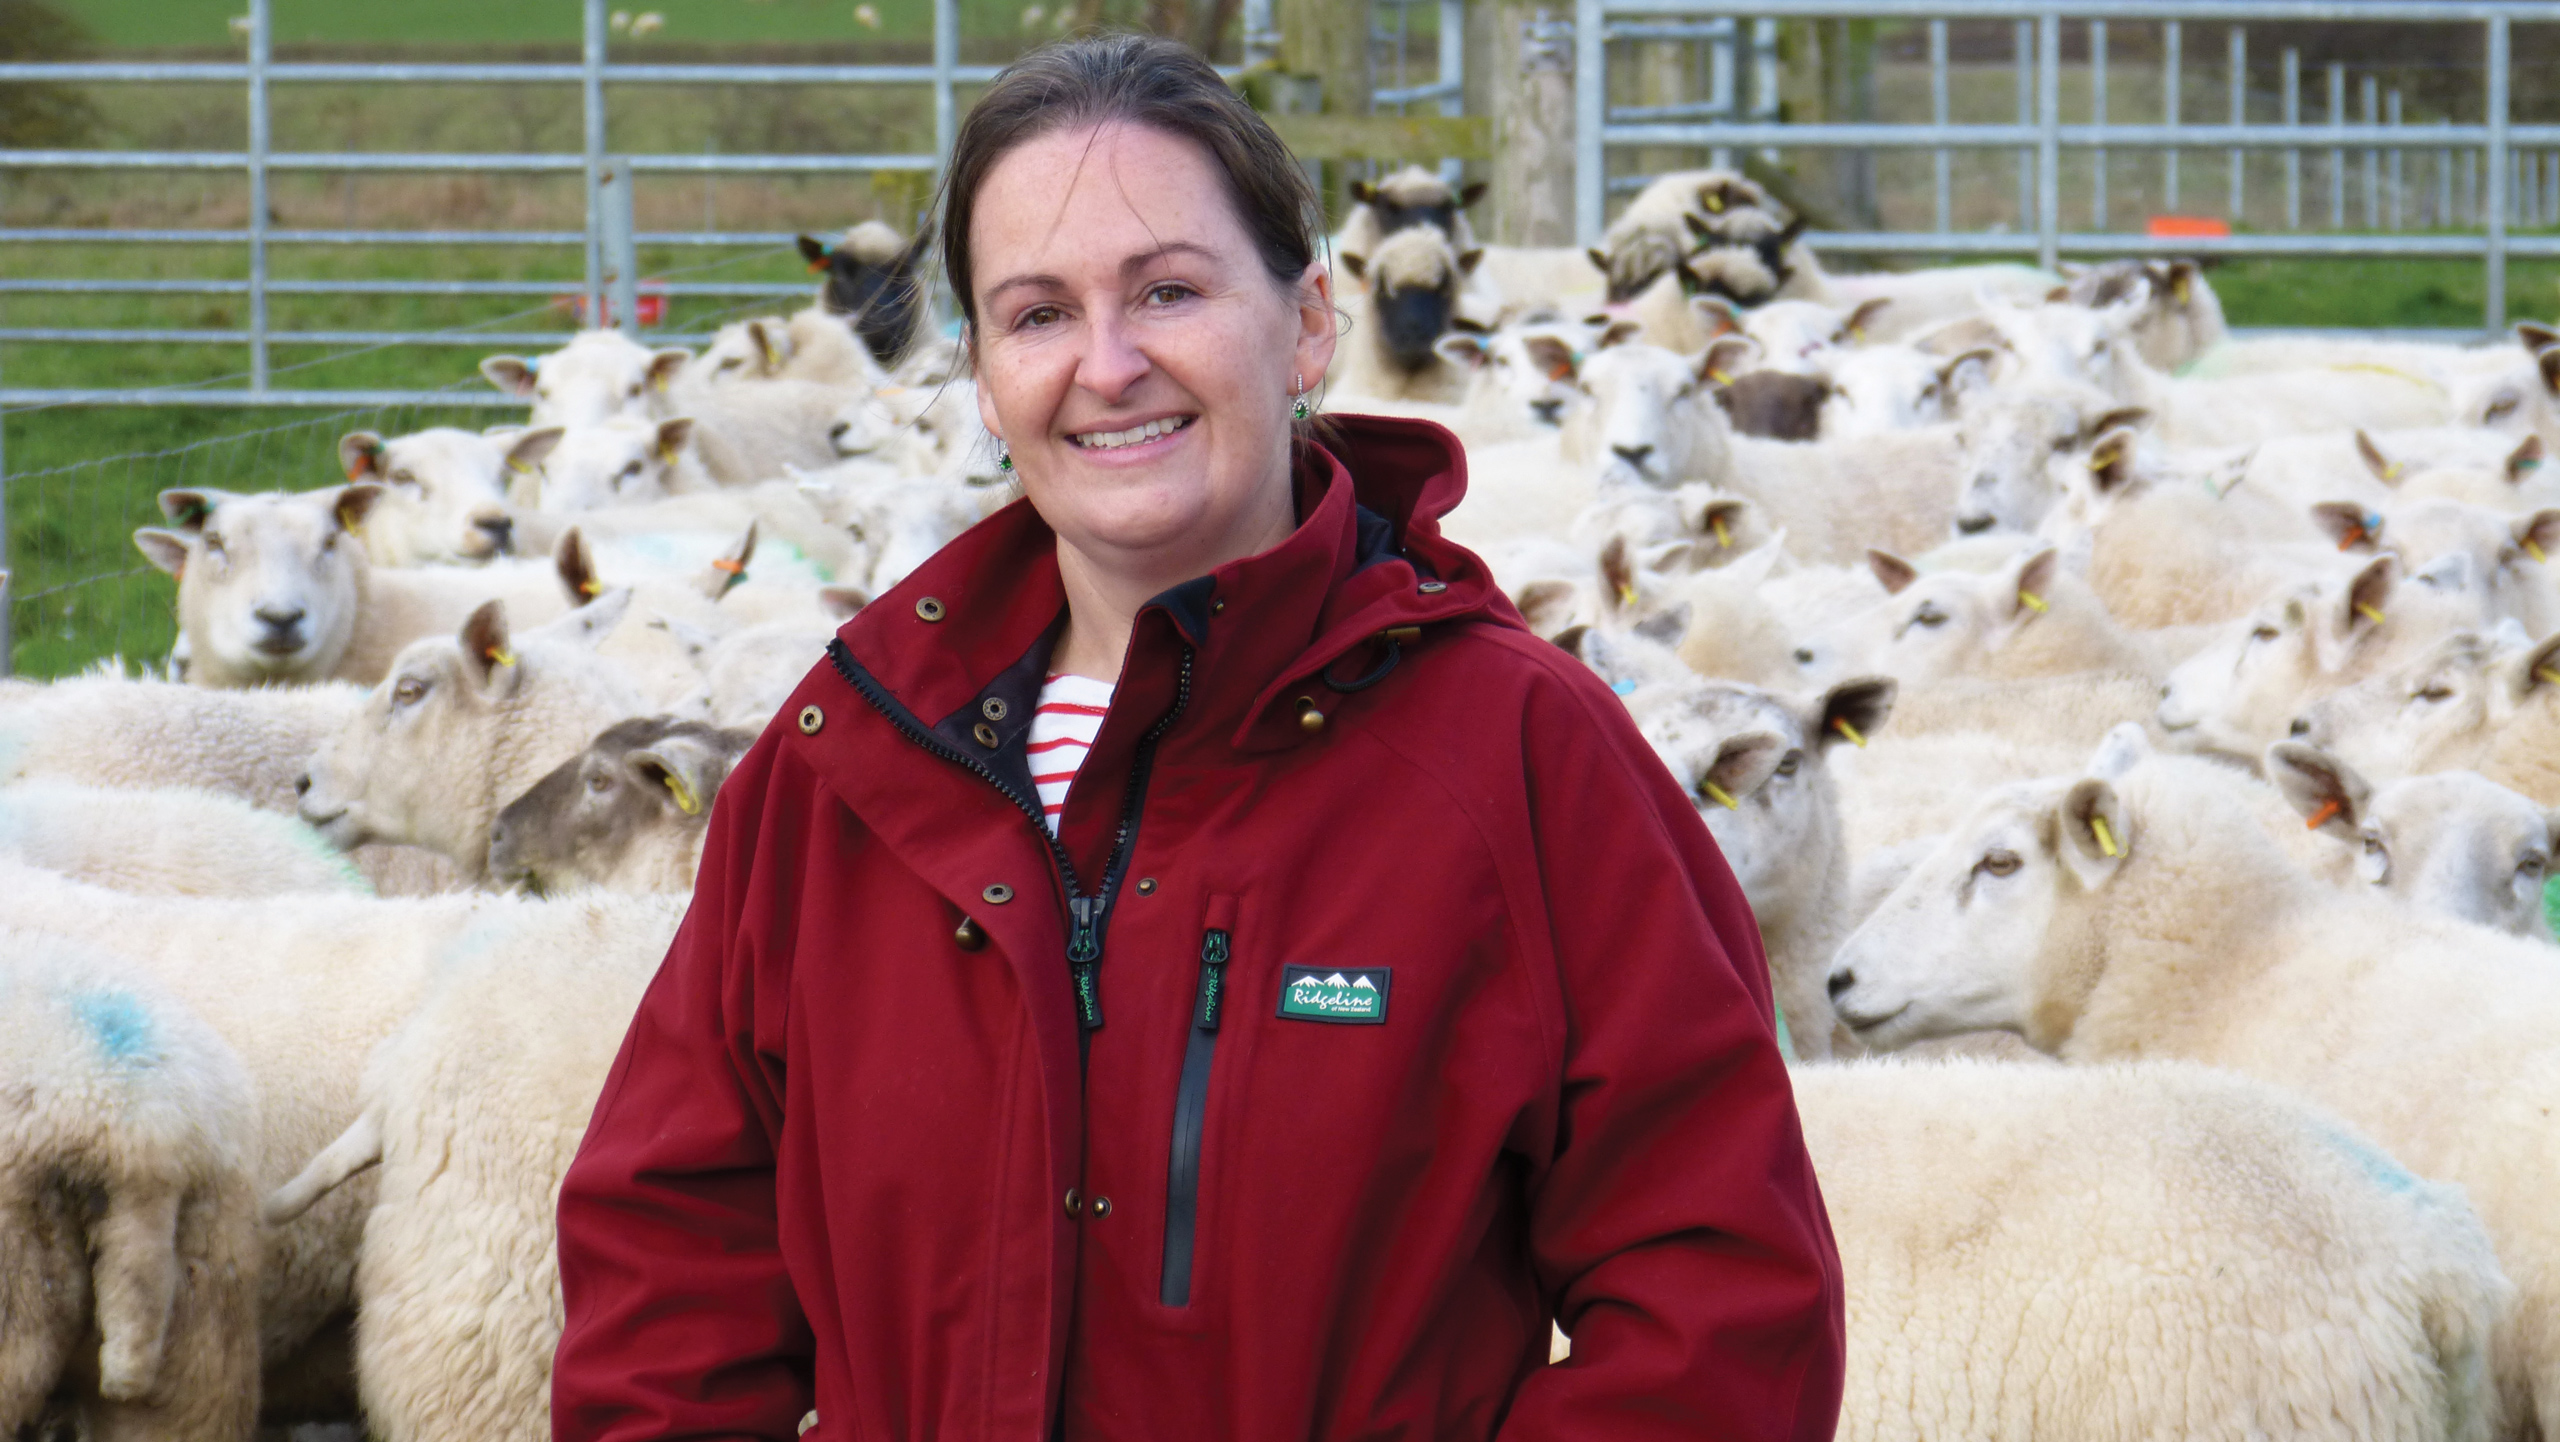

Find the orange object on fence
[[2146, 215, 2232, 238]]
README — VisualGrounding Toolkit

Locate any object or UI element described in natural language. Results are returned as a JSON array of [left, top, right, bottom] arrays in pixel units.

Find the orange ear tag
[[2305, 799, 2341, 830], [1711, 514, 1732, 548]]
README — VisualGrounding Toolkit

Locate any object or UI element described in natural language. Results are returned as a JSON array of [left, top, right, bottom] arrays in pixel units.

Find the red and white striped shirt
[[1027, 672, 1115, 834]]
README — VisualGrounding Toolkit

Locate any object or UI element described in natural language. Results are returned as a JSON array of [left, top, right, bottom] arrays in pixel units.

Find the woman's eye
[[1019, 304, 1063, 329], [1147, 283, 1192, 305], [1979, 849, 2021, 877]]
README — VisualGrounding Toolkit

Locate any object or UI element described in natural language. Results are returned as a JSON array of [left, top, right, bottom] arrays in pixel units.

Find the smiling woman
[[551, 32, 1845, 1442]]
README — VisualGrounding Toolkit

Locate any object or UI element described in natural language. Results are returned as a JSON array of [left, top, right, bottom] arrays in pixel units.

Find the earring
[[1291, 373, 1311, 422], [996, 443, 1013, 472]]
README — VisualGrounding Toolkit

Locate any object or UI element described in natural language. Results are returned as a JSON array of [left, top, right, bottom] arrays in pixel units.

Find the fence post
[[245, 0, 272, 393], [1929, 18, 1948, 235], [2486, 12, 2510, 333], [1244, 0, 1281, 68], [601, 160, 638, 334], [2327, 62, 2345, 229], [2015, 21, 2033, 231], [2280, 47, 2298, 232], [934, 0, 958, 172], [2037, 10, 2059, 275], [2227, 25, 2244, 225], [2162, 20, 2179, 212], [2090, 20, 2106, 231], [582, 0, 606, 331], [0, 350, 11, 677], [1573, 0, 1602, 245]]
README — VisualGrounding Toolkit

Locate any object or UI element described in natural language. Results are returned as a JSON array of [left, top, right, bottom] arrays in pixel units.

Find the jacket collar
[[832, 412, 1516, 765]]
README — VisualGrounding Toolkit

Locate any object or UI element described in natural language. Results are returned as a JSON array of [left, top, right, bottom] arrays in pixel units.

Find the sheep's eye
[[2363, 835, 2387, 856], [390, 469, 417, 486], [2415, 684, 2454, 703], [536, 387, 552, 400], [627, 381, 644, 397], [1773, 751, 1803, 777], [1675, 381, 1697, 399], [716, 356, 741, 372], [204, 535, 226, 555], [617, 461, 645, 486], [1979, 849, 2021, 877], [2250, 624, 2280, 644], [1793, 647, 1816, 665], [392, 678, 428, 707], [2522, 853, 2548, 877], [2050, 434, 2076, 453], [1912, 603, 1948, 628], [2487, 395, 2521, 421], [587, 771, 615, 794]]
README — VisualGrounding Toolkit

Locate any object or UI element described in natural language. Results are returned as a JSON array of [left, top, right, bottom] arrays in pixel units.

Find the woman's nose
[[1073, 313, 1151, 401]]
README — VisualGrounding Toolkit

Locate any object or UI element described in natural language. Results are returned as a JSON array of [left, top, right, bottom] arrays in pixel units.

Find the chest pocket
[[1160, 894, 1236, 1308]]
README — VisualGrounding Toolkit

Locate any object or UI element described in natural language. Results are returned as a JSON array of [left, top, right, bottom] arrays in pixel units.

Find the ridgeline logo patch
[[1278, 966, 1390, 1024]]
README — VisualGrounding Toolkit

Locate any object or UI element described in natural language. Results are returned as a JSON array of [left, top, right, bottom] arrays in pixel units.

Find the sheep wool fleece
[[551, 413, 1845, 1442]]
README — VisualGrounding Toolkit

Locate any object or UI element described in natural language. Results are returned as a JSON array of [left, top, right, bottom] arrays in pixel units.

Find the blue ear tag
[[1611, 678, 1639, 696]]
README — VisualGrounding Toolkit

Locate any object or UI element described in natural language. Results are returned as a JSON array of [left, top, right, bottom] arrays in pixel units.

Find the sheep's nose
[[476, 516, 515, 552], [294, 773, 311, 797], [1827, 968, 1855, 1000], [1611, 443, 1654, 467], [255, 604, 305, 629], [829, 421, 850, 442], [2289, 717, 2313, 737], [1793, 647, 1817, 666], [1530, 398, 1564, 425], [1955, 515, 1995, 535]]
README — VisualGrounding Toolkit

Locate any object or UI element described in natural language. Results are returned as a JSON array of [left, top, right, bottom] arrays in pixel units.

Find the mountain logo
[[1278, 966, 1390, 1024]]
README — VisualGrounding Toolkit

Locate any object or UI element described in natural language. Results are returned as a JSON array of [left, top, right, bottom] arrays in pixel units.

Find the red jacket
[[552, 414, 1844, 1442]]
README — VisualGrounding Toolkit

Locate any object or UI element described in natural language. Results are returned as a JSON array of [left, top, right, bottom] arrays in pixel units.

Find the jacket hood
[[833, 412, 1520, 760]]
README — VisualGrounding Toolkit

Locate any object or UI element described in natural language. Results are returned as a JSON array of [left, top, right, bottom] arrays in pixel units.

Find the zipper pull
[[1068, 896, 1104, 1029], [1196, 928, 1230, 1031]]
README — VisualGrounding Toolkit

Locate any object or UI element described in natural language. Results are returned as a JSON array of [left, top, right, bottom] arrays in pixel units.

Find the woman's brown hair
[[937, 32, 1324, 329]]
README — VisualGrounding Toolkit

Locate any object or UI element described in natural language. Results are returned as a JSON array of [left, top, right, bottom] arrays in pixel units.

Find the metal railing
[[1573, 0, 2560, 333]]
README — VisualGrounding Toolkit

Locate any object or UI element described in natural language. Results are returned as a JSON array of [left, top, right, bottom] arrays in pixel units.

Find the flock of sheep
[[11, 163, 2560, 1440]]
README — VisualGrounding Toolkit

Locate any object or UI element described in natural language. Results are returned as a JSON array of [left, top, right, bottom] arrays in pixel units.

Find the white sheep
[[2297, 626, 2560, 805], [1590, 168, 1780, 302], [1829, 740, 2560, 1430], [485, 716, 754, 893], [337, 427, 553, 566], [479, 329, 687, 428], [0, 781, 368, 897], [2267, 740, 2558, 939], [2057, 257, 2227, 371], [297, 593, 648, 881], [0, 928, 263, 1442], [1333, 226, 1482, 403], [1793, 545, 2154, 689], [513, 416, 716, 512], [2308, 492, 2560, 637]]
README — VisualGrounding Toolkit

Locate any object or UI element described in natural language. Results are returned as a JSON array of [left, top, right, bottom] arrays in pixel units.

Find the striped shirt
[[1028, 672, 1115, 835]]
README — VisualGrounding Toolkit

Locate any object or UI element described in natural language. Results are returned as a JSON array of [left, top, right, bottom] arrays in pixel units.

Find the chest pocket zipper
[[1162, 900, 1236, 1306]]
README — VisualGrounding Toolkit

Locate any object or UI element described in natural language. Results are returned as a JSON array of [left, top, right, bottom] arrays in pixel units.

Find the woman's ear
[[1295, 260, 1339, 386], [968, 326, 1003, 440]]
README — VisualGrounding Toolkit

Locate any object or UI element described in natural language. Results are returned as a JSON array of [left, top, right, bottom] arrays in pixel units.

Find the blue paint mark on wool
[[72, 990, 158, 1067], [2320, 1121, 2419, 1195]]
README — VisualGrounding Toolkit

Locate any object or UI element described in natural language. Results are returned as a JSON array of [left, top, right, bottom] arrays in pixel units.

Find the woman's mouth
[[1069, 415, 1194, 451]]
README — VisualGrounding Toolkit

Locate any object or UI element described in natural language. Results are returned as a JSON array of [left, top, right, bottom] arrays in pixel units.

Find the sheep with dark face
[[795, 221, 932, 367], [1335, 227, 1483, 402], [487, 716, 753, 894], [1336, 165, 1486, 261]]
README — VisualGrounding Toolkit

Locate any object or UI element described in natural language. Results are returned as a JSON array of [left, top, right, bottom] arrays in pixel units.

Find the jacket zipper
[[826, 638, 1193, 1038], [1161, 924, 1228, 1307]]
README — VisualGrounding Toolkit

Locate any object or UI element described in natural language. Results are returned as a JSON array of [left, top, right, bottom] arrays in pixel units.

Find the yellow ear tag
[[2018, 589, 2048, 614], [2089, 814, 2120, 858], [1831, 716, 1867, 747], [2528, 539, 2548, 564], [1702, 779, 1740, 810], [489, 647, 517, 668], [2538, 666, 2560, 688], [2305, 798, 2341, 831], [2172, 276, 2191, 303], [651, 370, 670, 392], [2382, 461, 2404, 481], [579, 578, 602, 597], [760, 338, 783, 372], [2355, 602, 2387, 626], [2088, 444, 2121, 472], [663, 771, 701, 816], [657, 442, 679, 463], [508, 458, 532, 475], [1704, 193, 1724, 213], [1711, 514, 1732, 548], [1616, 581, 1639, 609], [1848, 326, 1866, 342], [1707, 368, 1732, 385]]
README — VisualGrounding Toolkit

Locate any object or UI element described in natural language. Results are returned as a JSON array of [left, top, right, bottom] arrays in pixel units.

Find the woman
[[553, 33, 1842, 1442]]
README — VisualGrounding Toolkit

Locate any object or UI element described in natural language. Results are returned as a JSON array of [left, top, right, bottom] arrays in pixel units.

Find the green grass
[[2210, 254, 2560, 330]]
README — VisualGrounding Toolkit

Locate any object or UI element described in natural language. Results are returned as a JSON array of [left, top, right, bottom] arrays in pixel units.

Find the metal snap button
[[915, 596, 946, 622], [953, 917, 986, 951], [982, 883, 1014, 905], [1211, 599, 1226, 614], [1063, 1188, 1082, 1217], [973, 721, 999, 747], [796, 705, 824, 735], [1417, 579, 1447, 594], [1087, 1195, 1112, 1219], [980, 697, 1009, 722], [1135, 877, 1156, 895], [1296, 697, 1326, 734]]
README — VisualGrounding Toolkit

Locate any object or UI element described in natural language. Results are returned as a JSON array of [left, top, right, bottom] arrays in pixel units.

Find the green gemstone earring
[[1291, 373, 1311, 421], [996, 444, 1013, 472]]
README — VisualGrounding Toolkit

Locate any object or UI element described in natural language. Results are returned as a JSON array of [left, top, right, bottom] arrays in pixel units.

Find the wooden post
[[1280, 0, 1372, 221], [1486, 2, 1575, 245]]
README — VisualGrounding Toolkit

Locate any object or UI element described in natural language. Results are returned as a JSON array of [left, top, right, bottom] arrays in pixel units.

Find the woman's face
[[969, 121, 1335, 577]]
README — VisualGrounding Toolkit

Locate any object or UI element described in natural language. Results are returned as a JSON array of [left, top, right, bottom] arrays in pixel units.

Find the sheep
[[2267, 740, 2558, 939], [478, 329, 688, 429], [2111, 344, 2453, 448], [1459, 245, 1609, 322], [796, 219, 933, 366], [2310, 493, 2560, 637], [1947, 376, 2149, 535], [132, 485, 574, 688], [1590, 168, 1782, 302], [1828, 739, 2560, 1431], [486, 716, 752, 893], [1334, 164, 1484, 261], [259, 892, 690, 1442], [509, 478, 860, 586], [1881, 669, 2165, 749], [508, 416, 719, 513], [1334, 226, 1482, 403], [297, 593, 648, 882], [0, 782, 368, 897], [2056, 257, 2227, 371], [336, 427, 553, 566], [2449, 342, 2560, 454], [2157, 555, 2479, 765], [1793, 545, 2155, 690], [1426, 311, 1602, 439], [1572, 629, 1892, 1061], [1816, 341, 1994, 439], [0, 928, 264, 1442], [2047, 438, 2349, 629], [2295, 627, 2560, 806], [655, 374, 863, 489]]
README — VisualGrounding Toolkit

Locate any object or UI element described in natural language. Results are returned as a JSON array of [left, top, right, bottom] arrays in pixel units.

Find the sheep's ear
[[1703, 730, 1788, 805], [332, 482, 383, 536], [1866, 548, 1919, 595], [133, 528, 192, 578], [460, 601, 516, 690], [654, 417, 696, 463], [1456, 180, 1488, 208], [1937, 347, 1999, 403], [1348, 179, 1378, 206], [1456, 248, 1484, 277], [1812, 676, 1895, 753], [796, 234, 831, 269], [2086, 720, 2150, 780], [818, 583, 869, 620], [647, 349, 691, 393], [2341, 555, 2397, 641], [1598, 534, 1638, 615], [2310, 501, 2384, 553], [1432, 333, 1492, 369], [157, 489, 217, 532], [1585, 246, 1611, 274], [1447, 315, 1490, 336], [1338, 251, 1368, 282], [1547, 620, 1592, 659], [2163, 259, 2201, 305], [2509, 628, 2560, 704], [1515, 579, 1580, 638], [1839, 297, 1890, 342], [2518, 322, 2560, 355], [1520, 334, 1579, 381], [2509, 434, 2547, 486], [2354, 429, 2405, 485], [2006, 546, 2060, 624], [1692, 497, 1752, 554], [2538, 346, 2560, 399], [504, 426, 564, 478], [2265, 741, 2372, 839], [1595, 319, 1644, 351], [338, 431, 387, 482], [629, 735, 726, 819], [480, 356, 538, 396], [1631, 602, 1691, 649], [1689, 294, 1745, 334], [2514, 510, 2560, 565], [554, 526, 601, 603], [2058, 777, 2130, 890], [2086, 426, 2139, 497], [1698, 335, 1756, 386], [1682, 210, 1716, 241], [749, 318, 789, 372], [2086, 406, 2150, 441], [699, 521, 757, 600]]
